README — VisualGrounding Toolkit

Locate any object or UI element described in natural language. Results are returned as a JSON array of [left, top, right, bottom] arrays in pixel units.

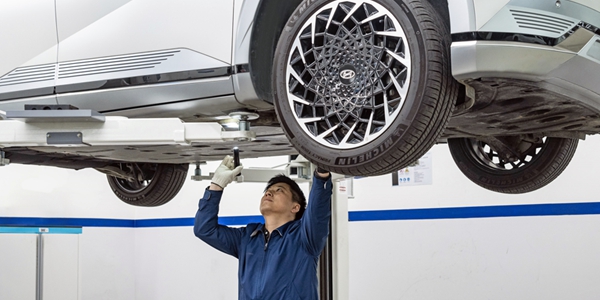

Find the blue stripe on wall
[[0, 216, 265, 228], [349, 202, 600, 222], [0, 226, 82, 234], [0, 217, 134, 228], [1, 202, 600, 228], [134, 216, 264, 228], [134, 218, 193, 228]]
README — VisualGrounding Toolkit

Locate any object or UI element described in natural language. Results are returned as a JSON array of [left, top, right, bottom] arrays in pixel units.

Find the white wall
[[348, 215, 600, 299], [0, 165, 135, 219], [2, 136, 600, 299], [346, 135, 600, 299], [1, 165, 138, 299], [133, 227, 238, 300], [79, 228, 136, 300]]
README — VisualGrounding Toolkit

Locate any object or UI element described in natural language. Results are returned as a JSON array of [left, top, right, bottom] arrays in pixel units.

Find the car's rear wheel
[[448, 136, 578, 193], [107, 163, 188, 206], [272, 0, 457, 176]]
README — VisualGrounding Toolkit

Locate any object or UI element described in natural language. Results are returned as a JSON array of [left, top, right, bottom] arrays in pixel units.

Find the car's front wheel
[[448, 136, 578, 193], [272, 0, 457, 176], [106, 163, 188, 206]]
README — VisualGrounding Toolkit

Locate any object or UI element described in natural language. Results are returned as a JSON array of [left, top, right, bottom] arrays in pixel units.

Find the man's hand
[[210, 156, 243, 190], [315, 167, 330, 179]]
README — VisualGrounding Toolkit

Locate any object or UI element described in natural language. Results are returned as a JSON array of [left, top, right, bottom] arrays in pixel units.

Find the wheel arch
[[249, 0, 303, 103], [249, 0, 451, 103], [429, 0, 451, 27]]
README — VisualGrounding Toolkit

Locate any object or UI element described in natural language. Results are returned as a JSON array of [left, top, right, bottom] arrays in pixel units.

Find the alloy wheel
[[286, 0, 411, 149]]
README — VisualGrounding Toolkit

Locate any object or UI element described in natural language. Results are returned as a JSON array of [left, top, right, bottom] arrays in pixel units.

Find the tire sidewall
[[448, 137, 577, 192], [107, 163, 188, 206], [273, 0, 431, 170]]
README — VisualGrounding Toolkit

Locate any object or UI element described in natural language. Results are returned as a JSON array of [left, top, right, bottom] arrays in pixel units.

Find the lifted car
[[1, 0, 599, 205]]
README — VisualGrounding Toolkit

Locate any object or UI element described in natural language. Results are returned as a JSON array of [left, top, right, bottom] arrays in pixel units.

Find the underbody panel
[[2, 125, 295, 169], [443, 78, 600, 140]]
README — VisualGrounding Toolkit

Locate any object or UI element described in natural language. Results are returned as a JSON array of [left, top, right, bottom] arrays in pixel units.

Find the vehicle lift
[[0, 107, 350, 300]]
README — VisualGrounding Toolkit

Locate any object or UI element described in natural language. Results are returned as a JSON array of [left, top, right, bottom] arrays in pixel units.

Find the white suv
[[1, 0, 599, 205]]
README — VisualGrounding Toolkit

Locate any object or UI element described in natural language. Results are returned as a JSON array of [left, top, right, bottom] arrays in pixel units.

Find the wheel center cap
[[339, 64, 357, 85]]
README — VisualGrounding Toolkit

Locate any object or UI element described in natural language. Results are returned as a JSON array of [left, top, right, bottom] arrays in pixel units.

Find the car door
[[0, 0, 58, 109], [54, 0, 235, 113]]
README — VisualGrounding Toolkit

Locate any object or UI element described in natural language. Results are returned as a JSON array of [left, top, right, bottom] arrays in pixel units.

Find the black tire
[[272, 0, 457, 176], [448, 137, 578, 194], [107, 163, 188, 206]]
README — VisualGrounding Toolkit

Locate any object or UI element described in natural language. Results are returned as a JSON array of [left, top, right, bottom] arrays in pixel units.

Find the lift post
[[328, 172, 350, 300]]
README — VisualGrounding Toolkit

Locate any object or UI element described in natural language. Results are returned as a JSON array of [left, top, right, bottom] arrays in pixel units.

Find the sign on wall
[[392, 151, 432, 186]]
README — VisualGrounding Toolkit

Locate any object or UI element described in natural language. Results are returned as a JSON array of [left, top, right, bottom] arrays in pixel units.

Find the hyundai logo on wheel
[[340, 69, 355, 80], [339, 65, 357, 84]]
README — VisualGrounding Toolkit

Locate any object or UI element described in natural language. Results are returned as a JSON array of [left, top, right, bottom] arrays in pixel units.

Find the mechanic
[[194, 155, 333, 300]]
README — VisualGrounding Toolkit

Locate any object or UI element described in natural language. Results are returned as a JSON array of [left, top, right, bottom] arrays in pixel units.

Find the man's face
[[260, 182, 299, 218]]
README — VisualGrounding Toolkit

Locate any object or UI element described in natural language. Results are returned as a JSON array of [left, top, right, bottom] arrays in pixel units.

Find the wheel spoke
[[341, 3, 360, 24], [288, 67, 305, 86], [388, 69, 408, 103], [360, 11, 386, 25], [340, 122, 358, 145], [374, 30, 404, 38], [291, 38, 307, 65], [305, 18, 316, 47], [470, 136, 549, 171], [385, 49, 409, 71], [317, 123, 340, 139], [291, 94, 312, 105], [364, 109, 374, 141], [112, 163, 156, 193], [300, 117, 322, 124], [325, 3, 338, 32]]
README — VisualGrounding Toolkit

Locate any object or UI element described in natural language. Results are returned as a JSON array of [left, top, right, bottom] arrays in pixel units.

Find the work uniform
[[194, 174, 333, 300]]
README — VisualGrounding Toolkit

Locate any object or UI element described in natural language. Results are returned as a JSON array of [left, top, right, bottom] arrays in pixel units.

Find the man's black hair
[[264, 174, 306, 220]]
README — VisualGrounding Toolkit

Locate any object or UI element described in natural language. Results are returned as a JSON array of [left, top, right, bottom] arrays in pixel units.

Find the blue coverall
[[194, 174, 333, 300]]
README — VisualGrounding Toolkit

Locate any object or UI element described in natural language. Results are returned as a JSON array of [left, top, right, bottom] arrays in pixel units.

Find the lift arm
[[0, 109, 255, 148]]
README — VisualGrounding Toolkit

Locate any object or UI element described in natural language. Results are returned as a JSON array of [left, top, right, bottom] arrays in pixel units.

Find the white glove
[[211, 156, 243, 189]]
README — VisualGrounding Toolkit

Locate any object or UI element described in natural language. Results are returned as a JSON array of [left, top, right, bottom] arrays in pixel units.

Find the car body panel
[[58, 76, 235, 115], [55, 0, 233, 64], [546, 47, 600, 108], [472, 0, 511, 31], [451, 40, 576, 81], [231, 0, 267, 108], [447, 0, 477, 33], [477, 5, 579, 38], [0, 0, 257, 117], [449, 0, 600, 120], [448, 0, 600, 34], [0, 0, 58, 103], [233, 0, 260, 66], [0, 1, 58, 75], [54, 49, 230, 91], [573, 0, 600, 12], [54, 0, 236, 114]]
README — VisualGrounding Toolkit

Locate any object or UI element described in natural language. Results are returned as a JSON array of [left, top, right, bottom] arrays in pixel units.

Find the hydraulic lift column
[[318, 173, 349, 300]]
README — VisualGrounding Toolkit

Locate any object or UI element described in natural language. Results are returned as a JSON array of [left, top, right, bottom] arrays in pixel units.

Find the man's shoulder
[[245, 222, 263, 232]]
